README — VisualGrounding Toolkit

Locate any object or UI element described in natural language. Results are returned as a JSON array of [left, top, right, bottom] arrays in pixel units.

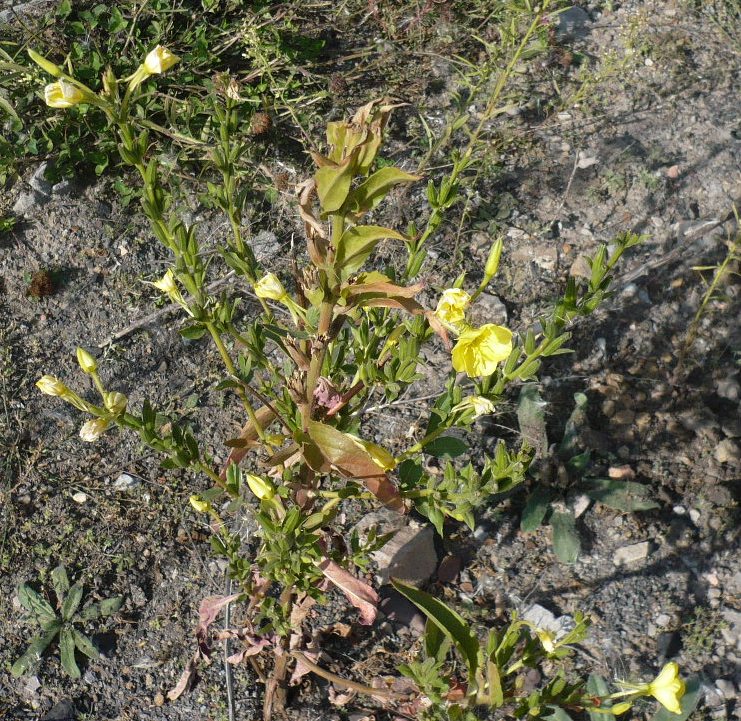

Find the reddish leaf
[[219, 405, 276, 480], [317, 559, 379, 625], [167, 651, 200, 701], [197, 593, 241, 638]]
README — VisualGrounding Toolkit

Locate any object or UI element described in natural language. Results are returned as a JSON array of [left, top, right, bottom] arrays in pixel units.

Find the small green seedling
[[12, 565, 123, 679]]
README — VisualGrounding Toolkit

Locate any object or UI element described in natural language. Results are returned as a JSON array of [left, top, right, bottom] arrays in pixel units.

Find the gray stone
[[716, 377, 740, 401], [71, 492, 88, 504], [714, 439, 740, 464], [13, 190, 47, 216], [715, 679, 737, 701], [253, 230, 280, 261], [557, 7, 591, 41], [29, 162, 52, 196], [52, 179, 75, 196], [568, 492, 591, 519], [371, 522, 437, 586], [112, 472, 142, 491], [720, 609, 741, 651], [473, 293, 508, 326], [613, 541, 651, 566]]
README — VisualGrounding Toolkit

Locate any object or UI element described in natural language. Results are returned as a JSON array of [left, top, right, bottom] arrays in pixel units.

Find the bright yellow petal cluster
[[189, 495, 212, 513], [143, 46, 180, 75], [44, 80, 86, 109], [451, 324, 513, 377], [646, 662, 685, 714], [435, 288, 470, 332]]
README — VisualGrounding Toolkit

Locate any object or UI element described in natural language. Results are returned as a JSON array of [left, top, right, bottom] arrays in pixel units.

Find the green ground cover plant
[[8, 2, 710, 719]]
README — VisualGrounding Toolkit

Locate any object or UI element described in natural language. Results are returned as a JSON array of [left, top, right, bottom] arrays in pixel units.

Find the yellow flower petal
[[254, 273, 288, 302], [44, 80, 86, 109], [143, 46, 179, 75], [647, 662, 685, 715], [451, 324, 513, 377], [435, 288, 470, 331]]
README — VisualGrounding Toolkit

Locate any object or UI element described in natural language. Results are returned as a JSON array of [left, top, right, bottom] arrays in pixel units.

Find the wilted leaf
[[196, 593, 241, 638], [391, 578, 480, 680], [550, 511, 580, 564], [317, 559, 379, 625], [583, 479, 659, 512], [219, 405, 277, 480], [167, 651, 200, 701]]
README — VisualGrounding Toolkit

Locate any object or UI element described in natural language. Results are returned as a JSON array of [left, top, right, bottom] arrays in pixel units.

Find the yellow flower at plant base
[[451, 324, 513, 378], [36, 375, 68, 397], [254, 273, 288, 302], [79, 418, 110, 442], [534, 627, 557, 654], [143, 46, 179, 75], [44, 80, 88, 109], [435, 288, 471, 332]]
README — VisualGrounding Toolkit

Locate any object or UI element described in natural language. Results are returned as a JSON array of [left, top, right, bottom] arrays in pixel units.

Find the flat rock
[[714, 439, 740, 464], [113, 472, 143, 490], [557, 6, 591, 41], [613, 541, 651, 566], [371, 522, 437, 586]]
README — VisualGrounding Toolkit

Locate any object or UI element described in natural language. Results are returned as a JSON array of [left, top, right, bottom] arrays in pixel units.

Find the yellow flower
[[76, 347, 97, 374], [104, 392, 128, 416], [148, 269, 187, 308], [451, 324, 513, 377], [435, 288, 470, 331], [143, 46, 179, 75], [44, 80, 87, 109], [79, 418, 110, 442], [534, 628, 556, 653], [452, 395, 495, 419], [246, 473, 276, 501], [646, 662, 685, 714], [36, 375, 68, 397], [189, 495, 212, 513], [254, 273, 288, 302]]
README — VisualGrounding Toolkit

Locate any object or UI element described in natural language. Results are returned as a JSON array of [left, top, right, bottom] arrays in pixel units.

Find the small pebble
[[613, 541, 651, 566], [72, 492, 88, 504], [154, 692, 165, 707]]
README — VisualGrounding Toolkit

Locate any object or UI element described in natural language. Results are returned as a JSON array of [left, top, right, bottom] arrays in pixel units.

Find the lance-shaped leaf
[[347, 167, 420, 218], [60, 626, 81, 678], [317, 558, 379, 625], [80, 595, 124, 621], [335, 225, 409, 276], [51, 565, 70, 599], [11, 623, 61, 677], [305, 421, 404, 511], [61, 583, 84, 621], [73, 629, 100, 659], [18, 584, 56, 624], [392, 578, 480, 681]]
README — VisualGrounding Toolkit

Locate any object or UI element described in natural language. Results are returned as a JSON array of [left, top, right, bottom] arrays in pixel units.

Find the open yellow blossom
[[435, 288, 470, 332], [79, 418, 110, 442], [451, 324, 513, 377], [36, 375, 68, 397], [44, 80, 87, 109], [254, 273, 288, 302], [143, 46, 179, 75], [646, 662, 685, 714]]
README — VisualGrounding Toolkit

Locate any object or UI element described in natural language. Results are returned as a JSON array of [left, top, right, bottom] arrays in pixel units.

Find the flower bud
[[611, 703, 632, 715], [143, 46, 179, 75], [245, 473, 276, 501], [27, 49, 62, 78], [484, 237, 503, 279], [36, 375, 68, 397], [44, 80, 87, 109], [79, 418, 110, 442], [189, 495, 212, 513], [254, 273, 288, 302], [104, 391, 128, 416], [452, 395, 495, 419], [76, 347, 98, 374]]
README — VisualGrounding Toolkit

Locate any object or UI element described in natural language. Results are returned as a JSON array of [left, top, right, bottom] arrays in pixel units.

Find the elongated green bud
[[76, 347, 97, 374], [484, 237, 503, 279], [28, 49, 63, 78], [246, 473, 276, 501]]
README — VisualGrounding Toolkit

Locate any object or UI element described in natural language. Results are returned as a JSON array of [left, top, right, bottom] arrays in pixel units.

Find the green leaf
[[315, 161, 355, 213], [517, 384, 548, 458], [651, 677, 701, 721], [586, 674, 610, 721], [73, 629, 100, 659], [424, 616, 449, 661], [180, 325, 207, 340], [392, 578, 480, 680], [60, 626, 80, 678], [335, 225, 408, 276], [18, 584, 56, 624], [550, 511, 580, 564], [51, 565, 70, 599], [98, 596, 124, 616], [425, 435, 468, 458], [11, 625, 60, 677], [348, 167, 420, 217], [544, 707, 573, 721], [61, 583, 84, 620], [583, 479, 660, 512], [520, 484, 553, 532]]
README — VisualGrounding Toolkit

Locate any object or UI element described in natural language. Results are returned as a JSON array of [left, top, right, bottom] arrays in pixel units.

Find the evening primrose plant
[[26, 44, 684, 720]]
